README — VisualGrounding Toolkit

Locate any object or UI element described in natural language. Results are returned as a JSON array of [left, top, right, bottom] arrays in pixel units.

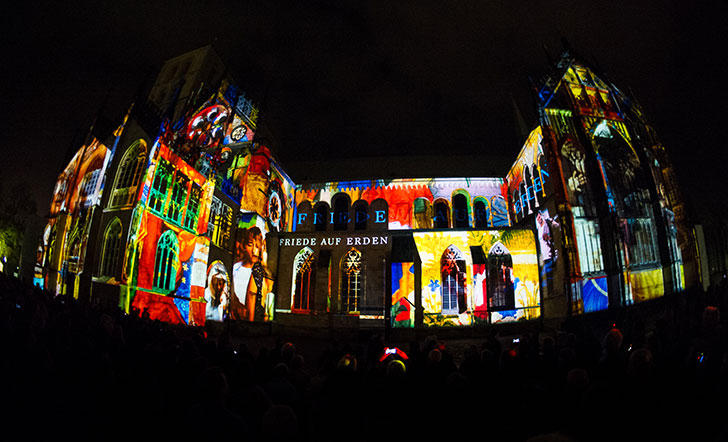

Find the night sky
[[2, 1, 726, 219]]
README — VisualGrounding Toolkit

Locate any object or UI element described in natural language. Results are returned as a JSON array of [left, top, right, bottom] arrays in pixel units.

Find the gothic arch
[[291, 247, 315, 311]]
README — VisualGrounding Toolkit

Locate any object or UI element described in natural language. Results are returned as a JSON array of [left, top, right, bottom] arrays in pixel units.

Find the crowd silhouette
[[1, 271, 726, 441]]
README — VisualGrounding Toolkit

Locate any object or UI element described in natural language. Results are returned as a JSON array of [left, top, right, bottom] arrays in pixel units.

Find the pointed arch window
[[80, 168, 102, 207], [292, 247, 315, 311], [440, 245, 466, 314], [167, 173, 189, 224], [183, 182, 202, 231], [100, 218, 123, 278], [486, 241, 515, 311], [154, 230, 180, 292], [208, 196, 233, 249], [66, 233, 82, 274], [149, 158, 173, 215], [341, 248, 362, 313], [110, 140, 147, 208]]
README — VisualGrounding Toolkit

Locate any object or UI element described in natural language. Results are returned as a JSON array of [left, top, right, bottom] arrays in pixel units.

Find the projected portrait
[[205, 261, 229, 322], [230, 226, 263, 321]]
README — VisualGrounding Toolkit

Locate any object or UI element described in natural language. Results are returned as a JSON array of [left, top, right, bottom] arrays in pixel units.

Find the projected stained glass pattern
[[413, 229, 540, 326]]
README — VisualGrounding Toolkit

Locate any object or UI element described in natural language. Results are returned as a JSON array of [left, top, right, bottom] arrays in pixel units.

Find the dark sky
[[2, 1, 726, 218]]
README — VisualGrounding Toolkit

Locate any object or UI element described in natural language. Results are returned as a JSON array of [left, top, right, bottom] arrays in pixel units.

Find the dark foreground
[[2, 272, 727, 442]]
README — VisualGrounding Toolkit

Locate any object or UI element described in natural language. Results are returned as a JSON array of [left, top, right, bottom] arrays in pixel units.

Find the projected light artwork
[[36, 45, 694, 331]]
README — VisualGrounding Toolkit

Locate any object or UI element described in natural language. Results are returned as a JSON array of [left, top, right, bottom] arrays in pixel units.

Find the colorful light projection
[[226, 90, 258, 144], [230, 213, 275, 322], [535, 205, 562, 298], [41, 137, 112, 295], [572, 276, 609, 314], [229, 144, 295, 233], [391, 262, 415, 328], [159, 81, 259, 175], [561, 65, 622, 120], [295, 178, 510, 231], [204, 260, 230, 322], [130, 209, 211, 325], [591, 120, 664, 305], [123, 142, 214, 325], [413, 229, 540, 326], [49, 139, 110, 217], [507, 126, 551, 224]]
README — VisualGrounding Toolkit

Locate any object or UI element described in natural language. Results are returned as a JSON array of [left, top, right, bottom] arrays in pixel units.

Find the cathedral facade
[[35, 45, 695, 330]]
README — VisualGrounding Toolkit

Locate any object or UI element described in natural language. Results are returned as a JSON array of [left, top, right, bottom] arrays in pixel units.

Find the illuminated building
[[35, 45, 697, 330]]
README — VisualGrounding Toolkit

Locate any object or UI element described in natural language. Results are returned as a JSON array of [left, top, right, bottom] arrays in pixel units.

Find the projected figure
[[231, 226, 263, 321], [204, 263, 229, 322], [536, 209, 559, 293]]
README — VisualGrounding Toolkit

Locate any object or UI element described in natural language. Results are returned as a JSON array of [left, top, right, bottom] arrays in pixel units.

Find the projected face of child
[[237, 227, 263, 267], [210, 273, 226, 301]]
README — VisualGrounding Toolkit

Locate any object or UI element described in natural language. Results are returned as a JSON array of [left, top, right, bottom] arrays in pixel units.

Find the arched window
[[452, 193, 470, 228], [79, 166, 102, 207], [353, 200, 368, 230], [332, 193, 350, 231], [440, 245, 466, 314], [46, 223, 57, 269], [292, 247, 315, 311], [100, 218, 123, 277], [474, 199, 489, 228], [341, 248, 362, 312], [65, 232, 81, 274], [149, 158, 173, 215], [183, 182, 202, 231], [535, 157, 548, 207], [370, 198, 389, 231], [486, 241, 515, 311], [491, 196, 510, 227], [110, 140, 147, 208], [433, 199, 450, 228], [523, 165, 535, 215], [296, 201, 314, 232], [168, 173, 190, 224], [413, 197, 432, 229], [154, 230, 180, 292]]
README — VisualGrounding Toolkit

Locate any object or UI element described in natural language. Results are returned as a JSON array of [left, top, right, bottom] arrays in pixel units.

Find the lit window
[[154, 230, 179, 292], [66, 234, 81, 274], [208, 196, 233, 249], [149, 159, 173, 215], [486, 241, 515, 311], [167, 173, 189, 224], [183, 182, 202, 231], [80, 168, 101, 205], [292, 247, 315, 311], [341, 248, 362, 312], [110, 140, 147, 208], [574, 216, 604, 274], [100, 218, 122, 278], [440, 245, 466, 314]]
